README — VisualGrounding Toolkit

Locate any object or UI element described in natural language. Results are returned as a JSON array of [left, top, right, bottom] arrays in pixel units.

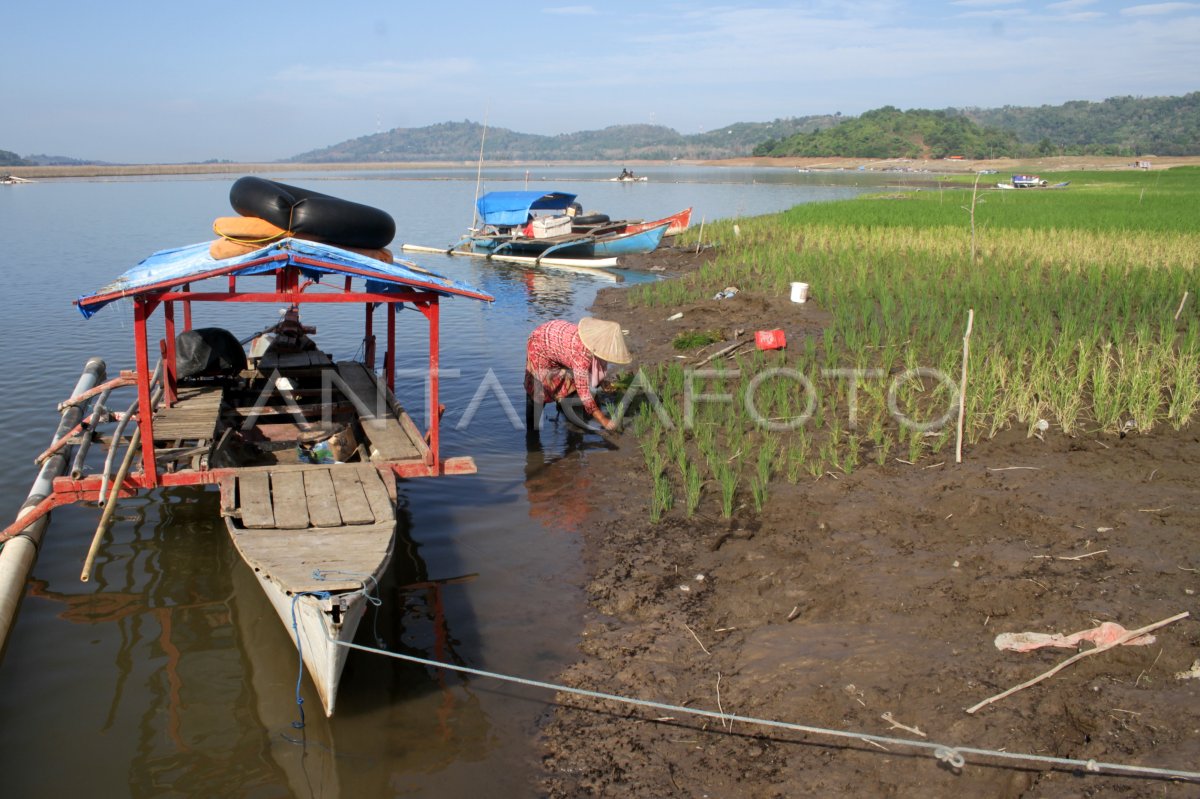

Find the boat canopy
[[476, 191, 577, 227], [76, 238, 493, 318]]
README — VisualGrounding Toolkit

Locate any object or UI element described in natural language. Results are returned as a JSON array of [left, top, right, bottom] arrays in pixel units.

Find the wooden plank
[[329, 468, 375, 525], [238, 472, 275, 529], [335, 363, 424, 462], [356, 466, 395, 522], [229, 521, 394, 592], [303, 469, 343, 528], [270, 471, 310, 529]]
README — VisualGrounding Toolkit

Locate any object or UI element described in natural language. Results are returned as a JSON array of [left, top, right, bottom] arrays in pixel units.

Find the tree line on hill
[[754, 93, 1200, 159], [4, 93, 1196, 166]]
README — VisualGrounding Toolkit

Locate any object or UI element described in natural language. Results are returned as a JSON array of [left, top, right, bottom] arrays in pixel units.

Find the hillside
[[0, 149, 30, 167], [965, 92, 1200, 156], [287, 116, 840, 163], [752, 106, 1021, 159], [7, 93, 1197, 166]]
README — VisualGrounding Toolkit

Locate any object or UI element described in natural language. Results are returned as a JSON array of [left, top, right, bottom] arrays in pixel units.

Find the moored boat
[[1011, 174, 1048, 188], [463, 190, 675, 261], [0, 189, 494, 716]]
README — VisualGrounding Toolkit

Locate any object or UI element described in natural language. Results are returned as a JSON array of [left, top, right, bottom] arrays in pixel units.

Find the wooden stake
[[695, 216, 706, 254], [966, 611, 1189, 714], [955, 309, 974, 464], [1174, 290, 1190, 321]]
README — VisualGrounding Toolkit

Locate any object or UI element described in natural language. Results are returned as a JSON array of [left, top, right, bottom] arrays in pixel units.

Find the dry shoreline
[[7, 155, 1198, 180]]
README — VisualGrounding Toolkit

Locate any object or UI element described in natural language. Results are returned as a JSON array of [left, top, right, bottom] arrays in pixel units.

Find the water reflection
[[25, 486, 499, 798]]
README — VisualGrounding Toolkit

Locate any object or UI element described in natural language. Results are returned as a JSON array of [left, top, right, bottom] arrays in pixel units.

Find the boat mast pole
[[471, 112, 488, 232]]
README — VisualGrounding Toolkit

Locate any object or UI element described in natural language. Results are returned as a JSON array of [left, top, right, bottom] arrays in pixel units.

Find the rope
[[326, 636, 1200, 785], [288, 570, 384, 728]]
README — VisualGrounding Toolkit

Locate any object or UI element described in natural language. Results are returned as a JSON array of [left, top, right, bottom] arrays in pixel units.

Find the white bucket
[[790, 282, 809, 303]]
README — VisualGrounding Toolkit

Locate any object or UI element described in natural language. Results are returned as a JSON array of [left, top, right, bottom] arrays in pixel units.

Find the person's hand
[[603, 417, 620, 432]]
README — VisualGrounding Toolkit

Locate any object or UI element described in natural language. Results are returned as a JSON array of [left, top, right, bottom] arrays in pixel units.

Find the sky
[[2, 1, 1197, 163]]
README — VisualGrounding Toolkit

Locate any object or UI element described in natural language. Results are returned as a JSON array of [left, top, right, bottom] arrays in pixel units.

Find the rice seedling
[[714, 460, 740, 518], [683, 460, 704, 516], [628, 168, 1200, 518], [673, 329, 725, 350]]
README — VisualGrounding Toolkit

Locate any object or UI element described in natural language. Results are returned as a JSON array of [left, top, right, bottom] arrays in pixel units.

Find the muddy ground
[[537, 248, 1200, 797]]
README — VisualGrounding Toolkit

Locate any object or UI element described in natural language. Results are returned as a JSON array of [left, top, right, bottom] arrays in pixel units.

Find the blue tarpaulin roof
[[476, 191, 577, 227], [76, 238, 493, 318]]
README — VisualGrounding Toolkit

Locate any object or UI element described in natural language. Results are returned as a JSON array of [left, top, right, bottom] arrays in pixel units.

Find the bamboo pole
[[398, 244, 621, 278], [81, 426, 141, 582], [1, 358, 106, 655], [955, 308, 974, 464], [695, 216, 706, 254]]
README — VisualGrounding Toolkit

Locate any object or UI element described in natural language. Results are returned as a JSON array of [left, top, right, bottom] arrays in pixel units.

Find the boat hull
[[224, 463, 399, 716], [592, 222, 669, 256], [470, 235, 595, 258]]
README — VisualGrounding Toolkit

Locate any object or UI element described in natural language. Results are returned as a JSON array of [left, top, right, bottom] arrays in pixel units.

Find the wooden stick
[[1175, 290, 1190, 321], [695, 216, 706, 254], [955, 308, 974, 464], [694, 339, 748, 367], [966, 611, 1190, 714], [81, 426, 141, 582]]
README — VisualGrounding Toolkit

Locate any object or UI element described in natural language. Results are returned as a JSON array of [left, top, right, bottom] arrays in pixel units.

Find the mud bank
[[538, 249, 1200, 797]]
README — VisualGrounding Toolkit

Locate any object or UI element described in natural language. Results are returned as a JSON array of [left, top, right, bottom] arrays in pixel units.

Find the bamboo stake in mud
[[1175, 290, 1190, 321], [956, 308, 974, 464], [695, 216, 705, 254]]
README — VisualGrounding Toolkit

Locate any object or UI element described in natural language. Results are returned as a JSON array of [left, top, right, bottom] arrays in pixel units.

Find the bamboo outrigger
[[0, 236, 493, 715]]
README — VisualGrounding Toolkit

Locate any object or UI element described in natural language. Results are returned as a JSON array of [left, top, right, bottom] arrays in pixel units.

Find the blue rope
[[288, 590, 330, 729], [288, 570, 383, 728]]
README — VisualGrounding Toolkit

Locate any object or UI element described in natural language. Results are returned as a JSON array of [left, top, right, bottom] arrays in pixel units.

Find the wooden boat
[[1, 235, 493, 717], [577, 208, 692, 238], [1011, 174, 1048, 188], [465, 190, 672, 260]]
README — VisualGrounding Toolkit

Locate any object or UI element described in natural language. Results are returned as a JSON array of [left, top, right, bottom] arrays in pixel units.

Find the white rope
[[331, 637, 1200, 784]]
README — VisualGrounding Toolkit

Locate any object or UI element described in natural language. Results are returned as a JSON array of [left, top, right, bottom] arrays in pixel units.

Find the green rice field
[[620, 167, 1200, 520]]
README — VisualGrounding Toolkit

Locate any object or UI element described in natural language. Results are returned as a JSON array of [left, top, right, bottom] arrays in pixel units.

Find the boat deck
[[224, 463, 396, 594], [150, 358, 429, 472]]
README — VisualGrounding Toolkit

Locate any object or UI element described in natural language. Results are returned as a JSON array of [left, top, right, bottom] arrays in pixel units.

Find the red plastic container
[[755, 329, 787, 350]]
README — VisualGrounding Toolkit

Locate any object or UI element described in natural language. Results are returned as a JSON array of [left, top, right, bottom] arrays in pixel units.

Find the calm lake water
[[0, 165, 881, 798]]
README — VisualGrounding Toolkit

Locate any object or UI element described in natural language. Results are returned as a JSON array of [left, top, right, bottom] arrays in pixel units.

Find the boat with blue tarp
[[2, 187, 494, 719]]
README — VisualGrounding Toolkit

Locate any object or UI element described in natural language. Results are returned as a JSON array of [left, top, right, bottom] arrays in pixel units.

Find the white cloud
[[949, 0, 1023, 6], [1120, 2, 1200, 14], [1047, 0, 1098, 9]]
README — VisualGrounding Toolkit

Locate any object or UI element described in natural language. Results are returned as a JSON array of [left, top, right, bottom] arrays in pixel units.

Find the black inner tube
[[229, 176, 396, 250]]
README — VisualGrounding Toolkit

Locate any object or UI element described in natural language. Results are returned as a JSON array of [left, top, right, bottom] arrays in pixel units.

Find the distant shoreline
[[5, 154, 1198, 180]]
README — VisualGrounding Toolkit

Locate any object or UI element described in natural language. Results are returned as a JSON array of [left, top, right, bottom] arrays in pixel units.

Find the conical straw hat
[[577, 317, 631, 364]]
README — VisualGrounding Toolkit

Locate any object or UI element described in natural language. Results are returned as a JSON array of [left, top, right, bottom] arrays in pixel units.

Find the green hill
[[752, 106, 1022, 159], [0, 149, 31, 167], [965, 92, 1200, 156], [287, 116, 840, 163]]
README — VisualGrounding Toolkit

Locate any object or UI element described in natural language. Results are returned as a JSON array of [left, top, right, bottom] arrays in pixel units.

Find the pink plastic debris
[[995, 621, 1157, 653]]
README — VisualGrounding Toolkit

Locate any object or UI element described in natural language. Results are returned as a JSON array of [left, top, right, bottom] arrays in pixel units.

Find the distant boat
[[0, 174, 33, 184], [1011, 174, 1049, 188], [611, 169, 648, 182]]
